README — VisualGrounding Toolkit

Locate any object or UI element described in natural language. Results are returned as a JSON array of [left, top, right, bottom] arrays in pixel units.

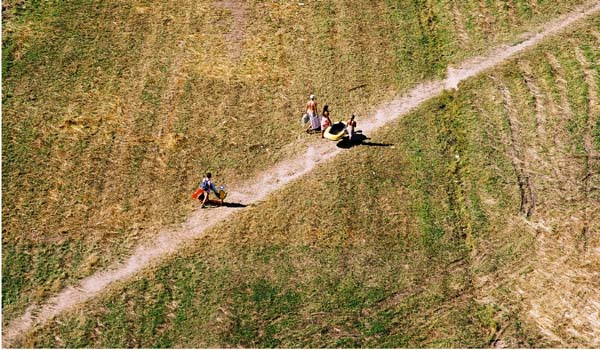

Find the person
[[321, 105, 332, 138], [199, 172, 219, 208], [347, 114, 357, 140], [305, 94, 320, 133]]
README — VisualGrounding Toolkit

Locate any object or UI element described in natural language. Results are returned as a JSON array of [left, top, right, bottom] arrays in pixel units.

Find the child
[[347, 115, 357, 140], [321, 105, 332, 138]]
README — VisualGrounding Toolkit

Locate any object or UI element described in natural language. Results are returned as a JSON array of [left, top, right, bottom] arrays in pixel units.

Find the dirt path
[[446, 1, 599, 89], [215, 0, 247, 60], [156, 3, 192, 141], [4, 1, 600, 347]]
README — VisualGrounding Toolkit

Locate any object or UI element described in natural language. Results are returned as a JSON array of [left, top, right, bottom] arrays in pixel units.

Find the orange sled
[[192, 188, 204, 200], [192, 188, 227, 205]]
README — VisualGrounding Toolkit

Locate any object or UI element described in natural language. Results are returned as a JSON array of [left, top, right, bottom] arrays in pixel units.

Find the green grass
[[17, 16, 600, 347], [2, 0, 596, 343], [20, 83, 494, 345]]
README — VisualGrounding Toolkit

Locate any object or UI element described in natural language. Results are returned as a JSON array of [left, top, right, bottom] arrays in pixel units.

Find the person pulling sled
[[192, 172, 226, 208]]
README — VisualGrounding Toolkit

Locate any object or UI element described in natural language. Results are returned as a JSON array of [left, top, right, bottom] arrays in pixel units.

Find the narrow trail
[[215, 0, 247, 60], [156, 3, 193, 141], [4, 2, 600, 347]]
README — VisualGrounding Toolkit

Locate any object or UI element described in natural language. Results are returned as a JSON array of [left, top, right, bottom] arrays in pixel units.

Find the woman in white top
[[321, 105, 331, 138]]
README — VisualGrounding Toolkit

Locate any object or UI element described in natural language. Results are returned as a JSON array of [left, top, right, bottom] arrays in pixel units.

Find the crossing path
[[4, 1, 600, 346]]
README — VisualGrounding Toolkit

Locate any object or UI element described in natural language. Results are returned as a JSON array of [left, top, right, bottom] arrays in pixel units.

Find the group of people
[[198, 94, 359, 208], [303, 94, 357, 140]]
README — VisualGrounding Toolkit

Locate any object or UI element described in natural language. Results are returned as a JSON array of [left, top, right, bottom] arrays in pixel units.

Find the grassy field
[[11, 16, 600, 347], [3, 0, 590, 325]]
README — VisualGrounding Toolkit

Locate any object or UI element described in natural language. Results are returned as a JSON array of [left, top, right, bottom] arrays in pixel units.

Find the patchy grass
[[18, 82, 506, 347], [18, 16, 600, 347], [1, 0, 594, 341]]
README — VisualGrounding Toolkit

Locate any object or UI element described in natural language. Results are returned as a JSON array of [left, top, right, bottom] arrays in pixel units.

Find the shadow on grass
[[336, 132, 394, 149]]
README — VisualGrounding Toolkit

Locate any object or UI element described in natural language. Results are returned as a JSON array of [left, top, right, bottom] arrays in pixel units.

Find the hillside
[[3, 0, 590, 325], [5, 8, 600, 348]]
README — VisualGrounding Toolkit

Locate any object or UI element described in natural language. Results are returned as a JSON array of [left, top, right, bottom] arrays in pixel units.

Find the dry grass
[[2, 0, 597, 346], [15, 18, 600, 348], [468, 23, 600, 347]]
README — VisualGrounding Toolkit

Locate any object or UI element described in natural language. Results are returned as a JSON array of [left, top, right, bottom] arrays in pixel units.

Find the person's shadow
[[202, 199, 248, 208], [336, 131, 393, 149], [221, 202, 247, 208]]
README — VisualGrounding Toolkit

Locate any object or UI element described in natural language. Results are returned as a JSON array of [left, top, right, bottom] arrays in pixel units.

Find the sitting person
[[347, 114, 357, 140], [199, 172, 219, 208], [321, 105, 332, 138]]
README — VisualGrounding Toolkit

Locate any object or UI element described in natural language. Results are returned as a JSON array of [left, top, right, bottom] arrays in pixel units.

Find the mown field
[[4, 0, 590, 325], [10, 15, 600, 348]]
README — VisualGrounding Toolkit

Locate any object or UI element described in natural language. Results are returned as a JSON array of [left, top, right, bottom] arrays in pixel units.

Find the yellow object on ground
[[217, 190, 227, 200], [323, 121, 347, 141]]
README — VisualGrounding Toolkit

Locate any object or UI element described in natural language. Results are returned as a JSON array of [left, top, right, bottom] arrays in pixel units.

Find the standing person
[[347, 114, 357, 140], [321, 105, 332, 138], [199, 172, 219, 208], [305, 94, 320, 132]]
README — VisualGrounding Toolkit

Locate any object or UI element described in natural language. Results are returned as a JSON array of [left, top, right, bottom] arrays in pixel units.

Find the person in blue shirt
[[199, 172, 219, 208]]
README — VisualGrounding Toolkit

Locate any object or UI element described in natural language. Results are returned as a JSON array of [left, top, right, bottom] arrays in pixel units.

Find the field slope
[[5, 11, 600, 348], [3, 0, 591, 326]]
